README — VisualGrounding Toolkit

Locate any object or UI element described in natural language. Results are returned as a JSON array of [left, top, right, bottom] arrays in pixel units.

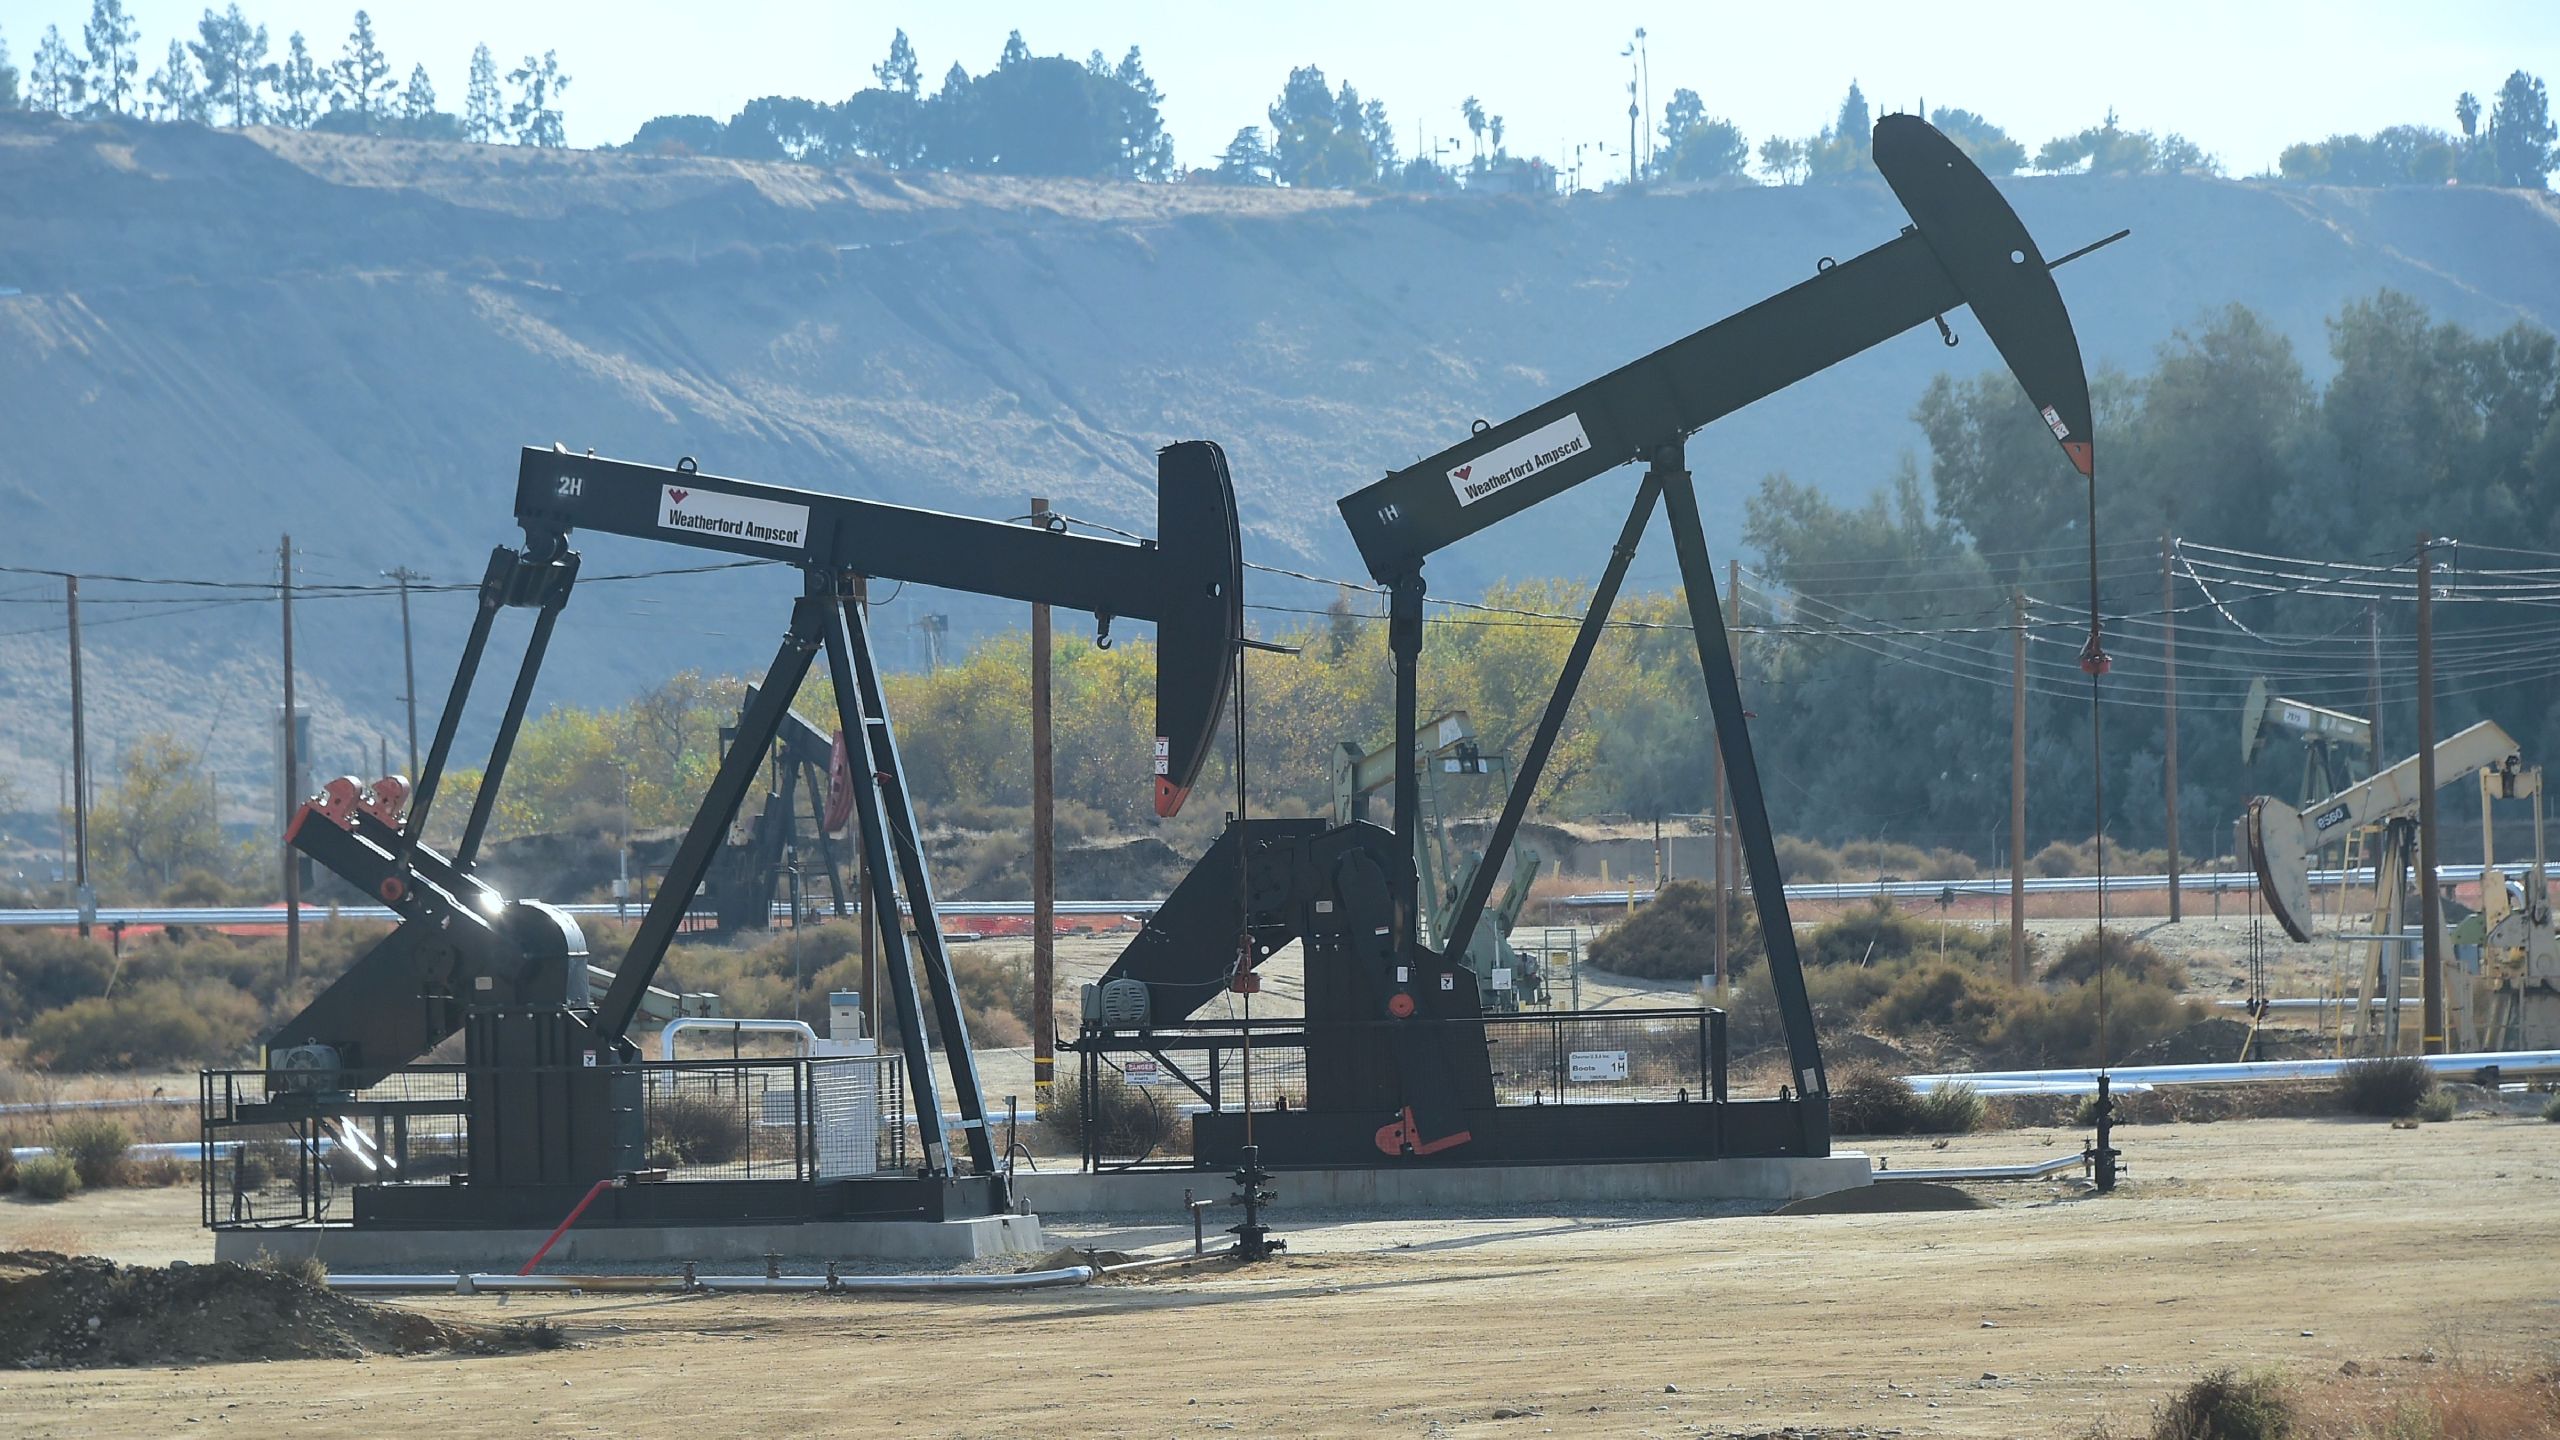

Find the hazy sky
[[11, 1, 2556, 181]]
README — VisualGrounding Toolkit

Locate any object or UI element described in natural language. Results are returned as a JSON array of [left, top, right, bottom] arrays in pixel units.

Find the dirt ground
[[1, 1115, 2553, 1438]]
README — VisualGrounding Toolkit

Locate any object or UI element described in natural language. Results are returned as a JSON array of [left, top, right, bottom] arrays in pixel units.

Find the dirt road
[[4, 1115, 2554, 1437]]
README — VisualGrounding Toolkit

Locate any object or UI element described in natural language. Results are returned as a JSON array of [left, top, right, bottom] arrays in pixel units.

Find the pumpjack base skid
[[1190, 1097, 1822, 1171], [348, 1173, 1004, 1230]]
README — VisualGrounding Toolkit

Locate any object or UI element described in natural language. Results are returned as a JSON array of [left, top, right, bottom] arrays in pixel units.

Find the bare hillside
[[2, 113, 2557, 811]]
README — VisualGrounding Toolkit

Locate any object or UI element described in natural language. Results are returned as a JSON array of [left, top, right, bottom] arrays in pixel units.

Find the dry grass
[[2101, 1360, 2560, 1439], [2284, 1362, 2560, 1439]]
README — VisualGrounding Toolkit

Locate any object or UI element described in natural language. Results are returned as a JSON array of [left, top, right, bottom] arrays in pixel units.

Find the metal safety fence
[[1066, 1007, 1726, 1170], [201, 1052, 906, 1229]]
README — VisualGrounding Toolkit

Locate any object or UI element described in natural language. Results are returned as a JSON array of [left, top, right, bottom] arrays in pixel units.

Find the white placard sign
[[1445, 413, 1592, 508], [658, 484, 810, 551], [1568, 1050, 1630, 1082]]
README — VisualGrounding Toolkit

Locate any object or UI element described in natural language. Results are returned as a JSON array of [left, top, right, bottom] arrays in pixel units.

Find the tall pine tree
[[462, 42, 504, 142]]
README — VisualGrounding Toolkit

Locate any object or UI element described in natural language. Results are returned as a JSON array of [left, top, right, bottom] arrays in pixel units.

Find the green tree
[[2456, 90, 2481, 139], [875, 27, 920, 96], [2036, 109, 2218, 175], [506, 49, 569, 146], [0, 24, 19, 110], [1659, 86, 1703, 154], [276, 30, 323, 127], [1757, 134, 1806, 184], [1117, 47, 1174, 178], [33, 25, 82, 113], [1214, 124, 1272, 185], [938, 51, 1132, 176], [721, 95, 844, 162], [146, 37, 208, 122], [80, 0, 138, 114], [1927, 105, 2026, 175], [82, 0, 139, 115], [844, 28, 926, 167], [1266, 64, 1378, 187], [999, 29, 1030, 68], [93, 733, 229, 898], [1655, 89, 1748, 182], [332, 9, 393, 119], [1460, 94, 1485, 164], [1801, 80, 1874, 179], [1359, 95, 1395, 174], [397, 61, 433, 121], [2487, 69, 2555, 188], [2279, 126, 2463, 186], [461, 41, 503, 142], [190, 5, 272, 127], [627, 112, 721, 154]]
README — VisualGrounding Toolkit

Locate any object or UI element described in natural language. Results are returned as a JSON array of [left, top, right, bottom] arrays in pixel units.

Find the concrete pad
[[1011, 1153, 1870, 1217], [214, 1212, 1045, 1269]]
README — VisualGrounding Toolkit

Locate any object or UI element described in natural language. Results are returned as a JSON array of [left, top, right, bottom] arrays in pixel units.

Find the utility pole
[[1635, 27, 1651, 178], [2414, 534, 2444, 1055], [2010, 589, 2029, 985], [1030, 497, 1057, 1107], [65, 575, 92, 937], [2162, 536, 2181, 922], [386, 566, 424, 776], [280, 535, 301, 988], [2366, 603, 2384, 762]]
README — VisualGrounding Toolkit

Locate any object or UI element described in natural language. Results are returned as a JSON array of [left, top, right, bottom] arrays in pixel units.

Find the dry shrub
[[1827, 1065, 1921, 1135], [647, 1094, 747, 1167], [2415, 1089, 2458, 1123], [1039, 1070, 1181, 1159], [49, 1115, 133, 1187], [1915, 1081, 1987, 1134], [17, 1153, 81, 1202], [2154, 1368, 2293, 1440], [1868, 959, 2016, 1039], [1985, 975, 2203, 1069], [0, 1135, 15, 1193], [250, 1248, 329, 1289], [2544, 1094, 2560, 1123], [2032, 836, 2171, 879], [659, 929, 1036, 1049], [2046, 930, 2188, 989], [2337, 1057, 2436, 1118], [21, 981, 262, 1071], [1802, 898, 2006, 971], [1825, 1066, 1983, 1136], [0, 931, 116, 1033], [1772, 834, 1983, 883], [1588, 879, 1761, 981], [1855, 953, 2200, 1070]]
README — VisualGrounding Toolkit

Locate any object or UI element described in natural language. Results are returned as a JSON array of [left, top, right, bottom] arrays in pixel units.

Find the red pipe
[[518, 1177, 619, 1275]]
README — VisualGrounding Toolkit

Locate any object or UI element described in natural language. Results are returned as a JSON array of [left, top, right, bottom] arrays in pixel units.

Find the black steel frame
[[1334, 116, 2110, 1154], [253, 442, 1244, 1225]]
